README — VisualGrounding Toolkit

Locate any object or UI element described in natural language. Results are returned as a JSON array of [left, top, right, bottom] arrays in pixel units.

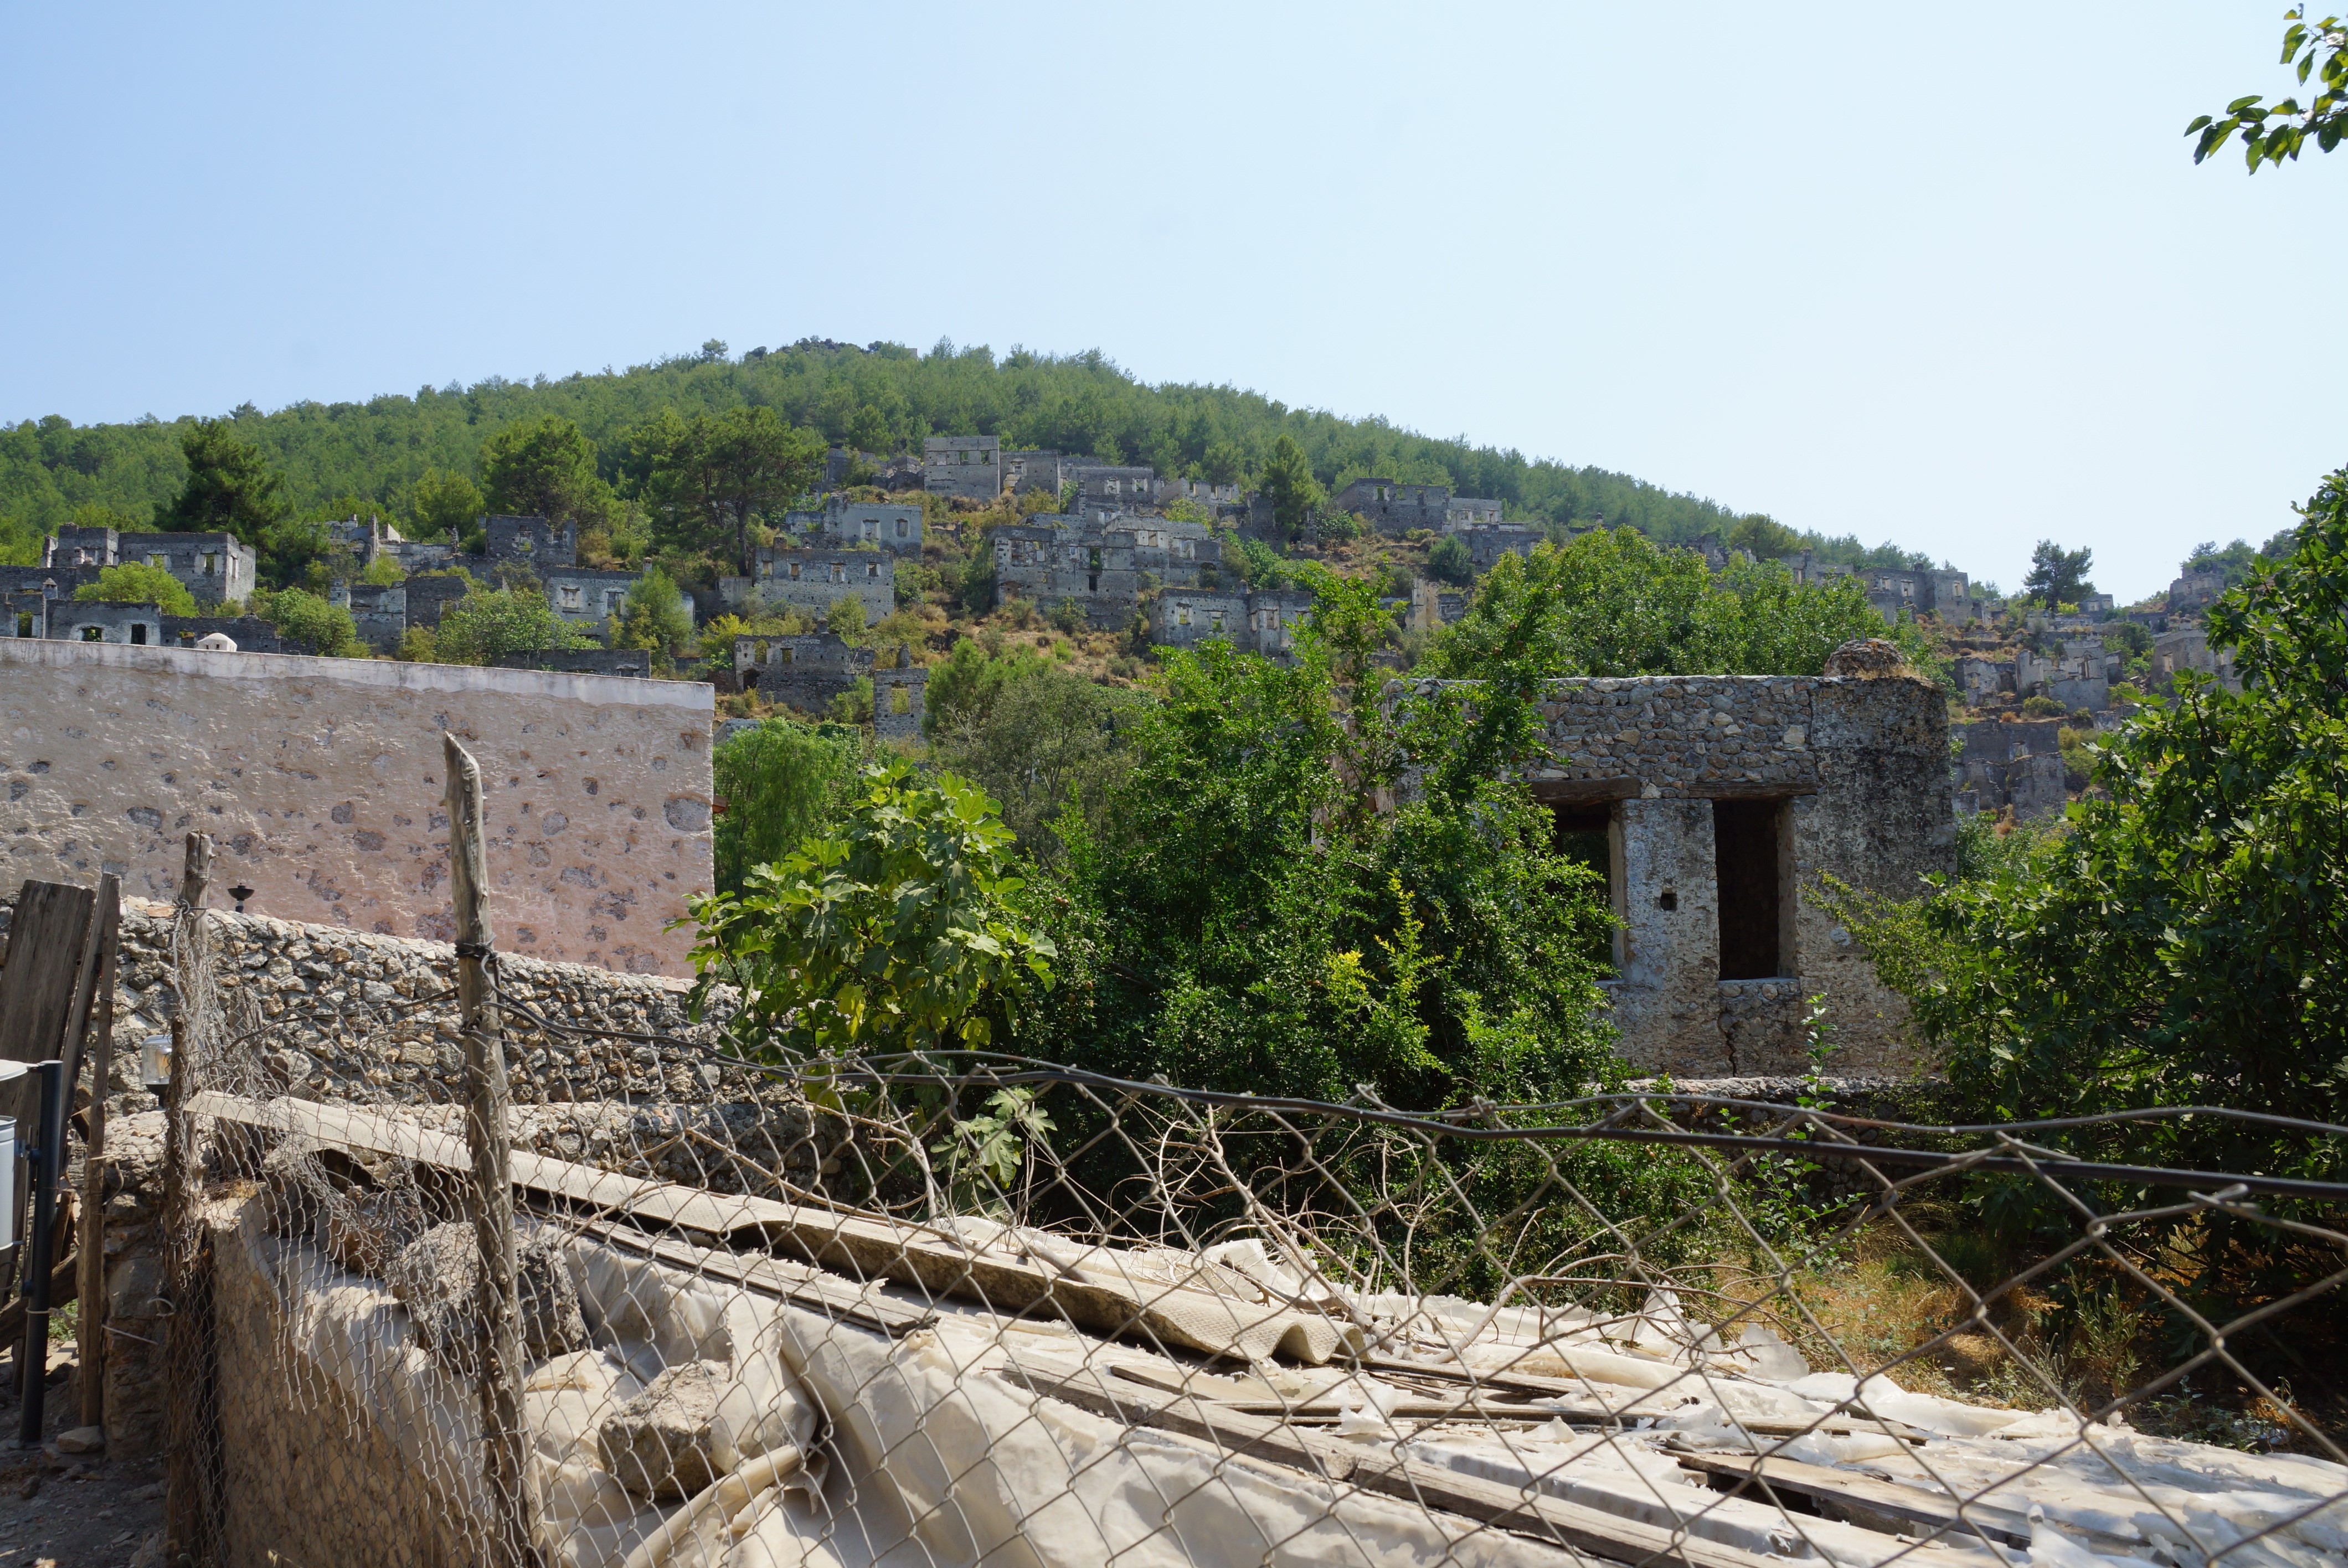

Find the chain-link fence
[[153, 900, 2348, 1568]]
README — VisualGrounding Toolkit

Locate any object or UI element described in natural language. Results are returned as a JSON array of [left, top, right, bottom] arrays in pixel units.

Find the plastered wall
[[0, 640, 713, 975]]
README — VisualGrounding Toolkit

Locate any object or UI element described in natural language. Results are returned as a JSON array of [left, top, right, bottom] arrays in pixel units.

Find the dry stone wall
[[0, 639, 714, 975]]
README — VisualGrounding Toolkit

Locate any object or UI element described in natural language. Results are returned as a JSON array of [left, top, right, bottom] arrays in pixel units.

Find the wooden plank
[[1010, 1364, 1786, 1568], [1671, 1452, 2081, 1551], [0, 880, 97, 1062]]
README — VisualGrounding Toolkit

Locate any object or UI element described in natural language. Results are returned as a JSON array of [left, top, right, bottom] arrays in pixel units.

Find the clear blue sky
[[3, 2, 2339, 602]]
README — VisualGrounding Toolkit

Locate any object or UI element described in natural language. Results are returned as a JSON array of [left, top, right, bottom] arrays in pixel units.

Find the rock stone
[[598, 1360, 730, 1501], [387, 1222, 588, 1363], [320, 1183, 428, 1277], [55, 1426, 104, 1454], [1822, 637, 1909, 679]]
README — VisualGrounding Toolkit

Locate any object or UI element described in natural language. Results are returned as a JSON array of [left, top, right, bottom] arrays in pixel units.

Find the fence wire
[[154, 925, 2348, 1568]]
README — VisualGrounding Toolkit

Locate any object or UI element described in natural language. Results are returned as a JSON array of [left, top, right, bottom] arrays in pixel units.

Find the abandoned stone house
[[993, 520, 1139, 627], [1448, 521, 1541, 574], [749, 546, 895, 625], [40, 524, 257, 602], [1329, 478, 1505, 534], [2151, 625, 2241, 692], [327, 581, 409, 653], [1148, 588, 1317, 663], [484, 514, 578, 570], [543, 564, 697, 636], [1066, 467, 1239, 519], [2168, 568, 2228, 613], [1950, 719, 2070, 821], [11, 595, 292, 653], [730, 633, 927, 739], [1858, 566, 1985, 626], [1410, 580, 1470, 630], [784, 495, 925, 555], [924, 435, 1002, 499], [990, 509, 1236, 628], [1440, 654, 1954, 1075]]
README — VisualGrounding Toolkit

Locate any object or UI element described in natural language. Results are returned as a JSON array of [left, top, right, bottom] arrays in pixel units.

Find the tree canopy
[[2021, 539, 2095, 606], [74, 561, 197, 616], [153, 419, 288, 543], [1, 341, 1935, 572]]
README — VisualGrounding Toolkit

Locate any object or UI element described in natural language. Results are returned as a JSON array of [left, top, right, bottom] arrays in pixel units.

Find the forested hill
[[0, 338, 1898, 565]]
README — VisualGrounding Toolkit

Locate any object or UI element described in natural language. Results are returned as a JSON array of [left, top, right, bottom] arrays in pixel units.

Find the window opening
[[1547, 803, 1617, 968], [130, 623, 148, 645], [1713, 798, 1786, 979]]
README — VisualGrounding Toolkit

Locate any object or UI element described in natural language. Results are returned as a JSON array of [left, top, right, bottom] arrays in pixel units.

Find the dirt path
[[0, 1339, 167, 1567]]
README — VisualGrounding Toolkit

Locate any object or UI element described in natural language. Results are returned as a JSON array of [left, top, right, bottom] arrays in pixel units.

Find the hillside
[[1, 339, 1928, 569]]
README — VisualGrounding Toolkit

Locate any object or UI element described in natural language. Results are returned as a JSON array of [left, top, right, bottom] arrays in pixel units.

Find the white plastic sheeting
[[225, 1205, 2348, 1568]]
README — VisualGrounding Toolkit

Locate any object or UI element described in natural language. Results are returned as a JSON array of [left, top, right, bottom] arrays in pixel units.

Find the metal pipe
[[18, 1059, 63, 1445]]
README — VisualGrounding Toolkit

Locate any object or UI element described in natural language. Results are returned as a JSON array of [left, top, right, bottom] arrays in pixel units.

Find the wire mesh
[[155, 920, 2348, 1568]]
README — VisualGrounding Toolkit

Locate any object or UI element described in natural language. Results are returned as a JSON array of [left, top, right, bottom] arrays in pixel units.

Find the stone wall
[[1417, 669, 1955, 1075], [0, 639, 714, 976]]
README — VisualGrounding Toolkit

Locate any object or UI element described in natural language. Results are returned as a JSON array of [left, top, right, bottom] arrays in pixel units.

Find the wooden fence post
[[444, 734, 535, 1565], [75, 871, 121, 1430], [163, 834, 212, 1567]]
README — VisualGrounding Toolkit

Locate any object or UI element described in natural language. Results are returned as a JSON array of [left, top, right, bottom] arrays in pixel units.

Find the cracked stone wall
[[0, 639, 713, 976]]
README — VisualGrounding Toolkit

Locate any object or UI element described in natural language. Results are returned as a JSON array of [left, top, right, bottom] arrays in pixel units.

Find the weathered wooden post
[[163, 834, 212, 1566], [444, 733, 536, 1566], [75, 872, 121, 1430]]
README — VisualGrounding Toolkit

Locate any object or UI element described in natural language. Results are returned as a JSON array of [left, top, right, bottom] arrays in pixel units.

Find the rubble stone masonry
[[0, 639, 713, 975]]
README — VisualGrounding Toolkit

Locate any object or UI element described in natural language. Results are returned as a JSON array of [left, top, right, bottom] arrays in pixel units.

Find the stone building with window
[[923, 436, 1002, 500], [1147, 587, 1317, 664], [1417, 644, 1955, 1076], [750, 547, 894, 625], [41, 527, 256, 604], [784, 497, 925, 556], [484, 515, 577, 570]]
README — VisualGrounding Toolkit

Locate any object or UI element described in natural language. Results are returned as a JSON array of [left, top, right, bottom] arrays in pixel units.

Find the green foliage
[[2184, 532, 2298, 585], [1425, 533, 1472, 585], [359, 553, 405, 587], [1258, 434, 1324, 541], [410, 466, 482, 540], [1032, 602, 1620, 1106], [633, 405, 825, 575], [2021, 540, 2095, 606], [681, 760, 1058, 1059], [432, 586, 597, 664], [253, 586, 364, 657], [928, 656, 1140, 858], [479, 414, 605, 524], [74, 562, 197, 616], [930, 1087, 1056, 1219], [710, 716, 863, 897], [825, 595, 867, 641], [2189, 8, 2347, 169], [614, 566, 692, 654], [1834, 468, 2348, 1197], [1423, 528, 1885, 682], [1047, 596, 1087, 636], [156, 419, 287, 543]]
